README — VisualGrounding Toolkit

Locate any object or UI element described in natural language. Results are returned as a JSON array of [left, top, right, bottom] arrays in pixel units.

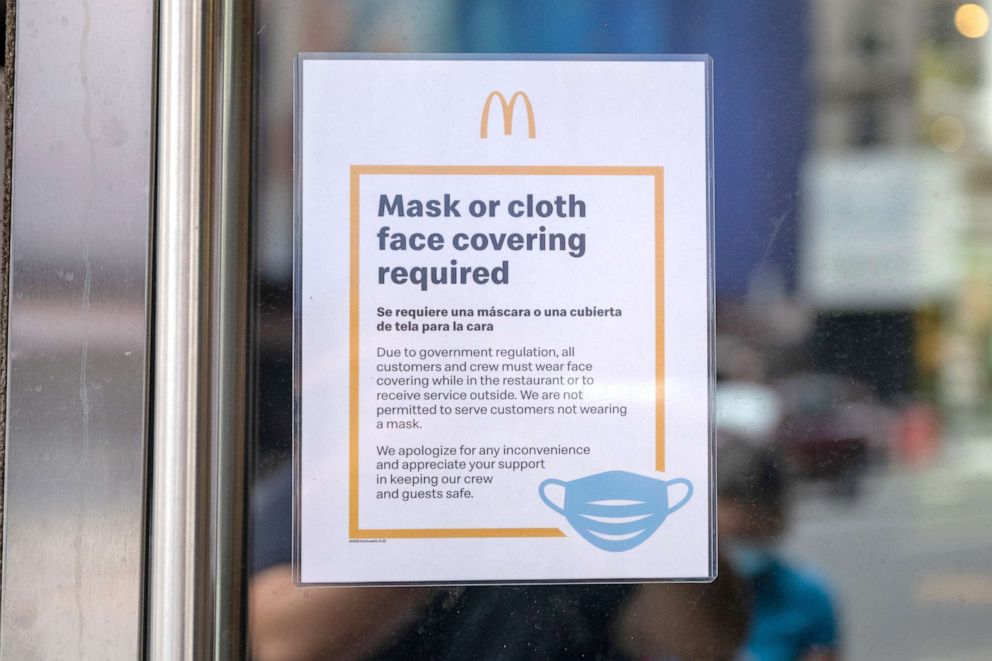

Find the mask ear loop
[[664, 478, 694, 515], [538, 478, 568, 515]]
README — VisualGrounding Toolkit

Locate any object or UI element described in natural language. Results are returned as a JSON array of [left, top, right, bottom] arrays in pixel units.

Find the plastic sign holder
[[294, 54, 714, 586]]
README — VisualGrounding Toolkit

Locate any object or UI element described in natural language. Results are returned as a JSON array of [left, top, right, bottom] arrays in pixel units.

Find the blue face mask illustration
[[538, 471, 693, 552]]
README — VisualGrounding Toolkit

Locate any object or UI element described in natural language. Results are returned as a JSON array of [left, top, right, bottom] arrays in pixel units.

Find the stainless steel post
[[148, 0, 251, 658], [211, 0, 253, 657]]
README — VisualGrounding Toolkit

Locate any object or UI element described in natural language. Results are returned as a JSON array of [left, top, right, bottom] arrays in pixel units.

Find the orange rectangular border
[[349, 165, 664, 539]]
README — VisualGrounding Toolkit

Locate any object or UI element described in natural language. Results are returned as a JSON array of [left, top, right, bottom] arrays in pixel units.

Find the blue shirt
[[745, 558, 839, 661]]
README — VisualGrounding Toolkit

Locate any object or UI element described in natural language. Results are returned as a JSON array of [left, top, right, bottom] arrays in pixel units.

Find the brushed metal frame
[[0, 1, 155, 657], [0, 0, 252, 657]]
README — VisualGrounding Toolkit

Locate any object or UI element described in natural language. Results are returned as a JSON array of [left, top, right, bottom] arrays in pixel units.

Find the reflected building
[[801, 0, 992, 420]]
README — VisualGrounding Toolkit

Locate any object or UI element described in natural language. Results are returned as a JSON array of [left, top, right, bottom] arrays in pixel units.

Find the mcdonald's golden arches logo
[[480, 91, 536, 139]]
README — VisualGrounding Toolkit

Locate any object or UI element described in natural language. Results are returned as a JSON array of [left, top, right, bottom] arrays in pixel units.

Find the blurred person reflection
[[616, 555, 750, 660], [719, 438, 840, 661], [715, 335, 783, 445], [249, 463, 749, 660]]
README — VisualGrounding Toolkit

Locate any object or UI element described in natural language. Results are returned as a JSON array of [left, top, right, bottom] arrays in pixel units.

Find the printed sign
[[295, 55, 713, 584]]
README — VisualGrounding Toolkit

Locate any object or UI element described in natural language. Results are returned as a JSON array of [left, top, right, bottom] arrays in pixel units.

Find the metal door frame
[[0, 1, 252, 657]]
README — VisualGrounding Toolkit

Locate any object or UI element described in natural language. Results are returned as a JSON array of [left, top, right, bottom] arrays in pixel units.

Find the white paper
[[296, 56, 713, 584]]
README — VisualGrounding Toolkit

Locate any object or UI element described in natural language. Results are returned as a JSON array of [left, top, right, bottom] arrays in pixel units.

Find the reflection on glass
[[249, 1, 992, 659], [955, 3, 990, 39]]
